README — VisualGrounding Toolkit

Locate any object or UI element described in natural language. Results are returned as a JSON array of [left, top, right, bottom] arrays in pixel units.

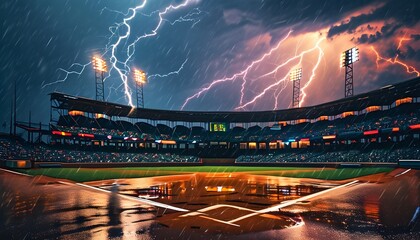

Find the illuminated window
[[299, 139, 310, 148], [317, 116, 328, 121], [278, 141, 285, 149], [68, 110, 84, 116], [278, 121, 287, 127], [365, 106, 380, 112], [248, 142, 257, 149], [342, 111, 354, 118], [395, 97, 412, 106], [95, 113, 104, 119], [296, 119, 308, 124]]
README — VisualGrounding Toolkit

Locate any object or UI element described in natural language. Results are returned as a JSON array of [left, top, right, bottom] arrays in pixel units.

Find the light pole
[[92, 56, 108, 101], [134, 69, 147, 108], [341, 47, 359, 98], [290, 68, 302, 108]]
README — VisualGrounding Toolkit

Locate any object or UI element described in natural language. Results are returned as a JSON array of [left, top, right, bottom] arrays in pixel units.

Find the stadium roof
[[50, 77, 420, 123]]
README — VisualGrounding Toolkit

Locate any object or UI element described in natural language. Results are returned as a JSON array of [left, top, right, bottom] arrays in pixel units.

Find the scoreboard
[[210, 122, 229, 132]]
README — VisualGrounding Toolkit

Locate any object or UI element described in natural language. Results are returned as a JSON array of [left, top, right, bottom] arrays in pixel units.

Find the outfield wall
[[398, 160, 420, 169], [32, 161, 397, 168]]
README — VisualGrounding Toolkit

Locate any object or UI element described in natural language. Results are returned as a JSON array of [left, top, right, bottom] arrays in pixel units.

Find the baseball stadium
[[1, 1, 420, 239], [1, 77, 419, 239]]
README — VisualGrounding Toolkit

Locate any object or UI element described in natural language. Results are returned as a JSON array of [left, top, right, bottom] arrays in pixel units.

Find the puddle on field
[[90, 173, 335, 210], [1, 170, 418, 239]]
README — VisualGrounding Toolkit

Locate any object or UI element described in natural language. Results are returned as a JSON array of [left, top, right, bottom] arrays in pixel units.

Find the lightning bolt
[[163, 8, 208, 28], [300, 39, 324, 107], [148, 58, 188, 79], [397, 37, 411, 50], [273, 80, 289, 110], [44, 0, 202, 107], [181, 30, 293, 110], [107, 0, 201, 107], [370, 38, 420, 77], [41, 62, 91, 89], [219, 37, 325, 110], [107, 1, 148, 107], [182, 32, 325, 110]]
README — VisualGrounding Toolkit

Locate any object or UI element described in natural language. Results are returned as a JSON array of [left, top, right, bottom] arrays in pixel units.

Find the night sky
[[1, 0, 419, 131]]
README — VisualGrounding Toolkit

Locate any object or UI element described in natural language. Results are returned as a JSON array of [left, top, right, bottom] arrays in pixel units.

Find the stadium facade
[[36, 77, 419, 158]]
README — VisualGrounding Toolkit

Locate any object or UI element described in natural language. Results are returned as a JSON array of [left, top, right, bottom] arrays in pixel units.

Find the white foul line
[[395, 168, 411, 177], [0, 168, 32, 177], [5, 168, 360, 226], [57, 181, 189, 212], [228, 180, 359, 224], [199, 215, 241, 227]]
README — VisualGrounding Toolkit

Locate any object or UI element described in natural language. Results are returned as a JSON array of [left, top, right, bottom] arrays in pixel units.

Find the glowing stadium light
[[134, 69, 147, 84], [341, 47, 359, 68], [289, 68, 302, 81], [92, 56, 108, 72]]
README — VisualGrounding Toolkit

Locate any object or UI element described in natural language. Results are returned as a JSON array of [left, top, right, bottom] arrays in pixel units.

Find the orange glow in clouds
[[370, 38, 420, 77]]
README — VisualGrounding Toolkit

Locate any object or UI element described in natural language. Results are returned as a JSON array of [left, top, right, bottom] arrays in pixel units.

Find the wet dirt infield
[[0, 168, 419, 239]]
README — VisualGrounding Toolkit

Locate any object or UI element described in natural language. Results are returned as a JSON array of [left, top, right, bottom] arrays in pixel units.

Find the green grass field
[[18, 166, 394, 182]]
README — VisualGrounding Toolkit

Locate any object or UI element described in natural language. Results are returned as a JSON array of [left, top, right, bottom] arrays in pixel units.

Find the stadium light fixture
[[92, 56, 107, 101], [341, 47, 359, 68], [92, 56, 108, 72], [290, 68, 302, 81], [133, 68, 147, 108], [290, 68, 302, 108], [341, 47, 359, 98], [134, 69, 147, 85]]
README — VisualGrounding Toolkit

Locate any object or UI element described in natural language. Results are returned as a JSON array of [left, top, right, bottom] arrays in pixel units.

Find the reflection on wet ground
[[92, 173, 332, 210], [0, 169, 419, 239], [0, 171, 156, 239]]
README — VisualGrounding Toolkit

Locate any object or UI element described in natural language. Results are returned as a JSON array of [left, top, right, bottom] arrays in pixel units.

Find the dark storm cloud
[[220, 0, 380, 36], [328, 0, 420, 39], [356, 22, 402, 44], [401, 45, 420, 61], [0, 0, 419, 128], [411, 34, 420, 41]]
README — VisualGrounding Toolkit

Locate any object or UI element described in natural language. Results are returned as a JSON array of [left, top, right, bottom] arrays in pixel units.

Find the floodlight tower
[[290, 68, 302, 108], [134, 69, 147, 108], [92, 56, 108, 102], [341, 47, 359, 98]]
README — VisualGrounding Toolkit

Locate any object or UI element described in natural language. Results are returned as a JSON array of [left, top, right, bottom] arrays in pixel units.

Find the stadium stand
[[236, 148, 419, 163], [0, 137, 199, 163], [2, 77, 419, 164], [49, 103, 419, 143]]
